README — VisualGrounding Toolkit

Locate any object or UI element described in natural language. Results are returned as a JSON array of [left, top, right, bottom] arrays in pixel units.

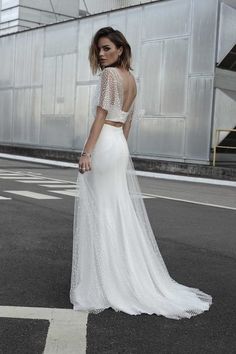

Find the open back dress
[[69, 67, 213, 319]]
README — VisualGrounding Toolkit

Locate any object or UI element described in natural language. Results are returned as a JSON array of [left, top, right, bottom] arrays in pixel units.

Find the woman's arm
[[122, 120, 132, 140], [78, 106, 107, 173], [79, 68, 116, 173]]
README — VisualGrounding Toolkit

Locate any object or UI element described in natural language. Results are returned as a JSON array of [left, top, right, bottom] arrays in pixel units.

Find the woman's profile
[[69, 26, 213, 319]]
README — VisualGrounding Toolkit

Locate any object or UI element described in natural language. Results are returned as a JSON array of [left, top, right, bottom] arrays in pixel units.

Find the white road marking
[[143, 193, 236, 210], [0, 173, 27, 176], [142, 194, 156, 199], [0, 196, 11, 200], [0, 168, 78, 185], [0, 306, 88, 354], [137, 171, 236, 187], [4, 191, 61, 200], [0, 176, 47, 180], [18, 180, 65, 184], [39, 184, 76, 188], [49, 190, 78, 197], [0, 153, 78, 168]]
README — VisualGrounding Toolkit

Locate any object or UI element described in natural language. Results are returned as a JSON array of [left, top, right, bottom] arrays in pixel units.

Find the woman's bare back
[[103, 67, 137, 127], [116, 68, 137, 113]]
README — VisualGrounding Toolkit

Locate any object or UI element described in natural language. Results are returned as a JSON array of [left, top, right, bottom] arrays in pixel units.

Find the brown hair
[[88, 26, 133, 75]]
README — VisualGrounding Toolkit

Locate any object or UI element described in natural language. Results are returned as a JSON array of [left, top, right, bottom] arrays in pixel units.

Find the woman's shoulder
[[98, 67, 117, 79]]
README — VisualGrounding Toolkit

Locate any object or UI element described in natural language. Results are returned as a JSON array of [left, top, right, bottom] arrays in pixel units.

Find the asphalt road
[[0, 158, 235, 354]]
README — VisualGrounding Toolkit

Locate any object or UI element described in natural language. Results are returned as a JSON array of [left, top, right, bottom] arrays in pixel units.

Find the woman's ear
[[118, 46, 123, 56]]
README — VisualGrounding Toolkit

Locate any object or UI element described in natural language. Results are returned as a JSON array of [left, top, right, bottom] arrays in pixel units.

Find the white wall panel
[[1, 0, 19, 10], [161, 38, 188, 115], [15, 32, 31, 86], [42, 57, 56, 114], [13, 88, 41, 144], [31, 87, 41, 144], [40, 116, 74, 148], [137, 118, 185, 156], [1, 6, 18, 21], [108, 10, 126, 30], [74, 85, 90, 149], [42, 54, 76, 115], [142, 0, 190, 39], [0, 89, 13, 142], [14, 30, 44, 86], [0, 35, 15, 87], [140, 42, 162, 116], [126, 80, 141, 153], [185, 77, 214, 160], [44, 21, 77, 56], [190, 0, 218, 74], [30, 29, 44, 85], [91, 13, 107, 34], [125, 7, 142, 75], [55, 56, 63, 114], [77, 19, 93, 82], [56, 53, 76, 115]]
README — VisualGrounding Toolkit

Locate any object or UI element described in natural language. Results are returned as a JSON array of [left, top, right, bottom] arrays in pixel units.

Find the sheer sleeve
[[98, 68, 117, 112], [96, 67, 122, 119]]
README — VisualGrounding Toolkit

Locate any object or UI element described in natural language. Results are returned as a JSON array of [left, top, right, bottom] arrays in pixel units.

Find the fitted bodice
[[92, 67, 136, 124]]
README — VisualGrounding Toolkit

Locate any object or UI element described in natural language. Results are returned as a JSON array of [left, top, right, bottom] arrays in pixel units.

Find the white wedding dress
[[70, 67, 213, 319]]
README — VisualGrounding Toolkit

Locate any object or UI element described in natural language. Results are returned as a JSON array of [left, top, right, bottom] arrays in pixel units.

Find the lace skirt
[[70, 123, 213, 319]]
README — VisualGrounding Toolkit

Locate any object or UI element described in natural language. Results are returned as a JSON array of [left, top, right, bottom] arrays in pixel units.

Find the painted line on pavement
[[137, 170, 236, 187], [40, 184, 76, 188], [0, 173, 27, 176], [1, 168, 77, 185], [4, 191, 62, 200], [18, 180, 67, 184], [0, 176, 47, 180], [142, 194, 156, 199], [49, 190, 78, 197], [0, 306, 88, 354], [144, 193, 236, 210]]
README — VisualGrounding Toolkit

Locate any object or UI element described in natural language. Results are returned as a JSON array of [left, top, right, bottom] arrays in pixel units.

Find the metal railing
[[213, 128, 236, 166]]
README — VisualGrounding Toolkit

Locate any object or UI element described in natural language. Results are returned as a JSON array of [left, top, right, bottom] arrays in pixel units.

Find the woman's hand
[[78, 155, 92, 174], [78, 107, 107, 174]]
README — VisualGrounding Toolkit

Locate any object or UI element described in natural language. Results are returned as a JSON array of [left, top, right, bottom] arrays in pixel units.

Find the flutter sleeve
[[97, 67, 121, 116]]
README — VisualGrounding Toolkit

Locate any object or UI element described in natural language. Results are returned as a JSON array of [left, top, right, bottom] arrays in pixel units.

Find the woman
[[70, 27, 213, 319]]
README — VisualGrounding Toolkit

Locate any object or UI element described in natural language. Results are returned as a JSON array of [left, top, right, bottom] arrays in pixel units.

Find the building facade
[[0, 0, 235, 164]]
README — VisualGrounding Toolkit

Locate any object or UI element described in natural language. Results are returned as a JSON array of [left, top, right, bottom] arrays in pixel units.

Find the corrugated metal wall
[[0, 0, 219, 163]]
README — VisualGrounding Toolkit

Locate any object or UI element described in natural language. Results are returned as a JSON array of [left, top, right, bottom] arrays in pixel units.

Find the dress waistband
[[103, 123, 123, 130], [102, 124, 123, 134]]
